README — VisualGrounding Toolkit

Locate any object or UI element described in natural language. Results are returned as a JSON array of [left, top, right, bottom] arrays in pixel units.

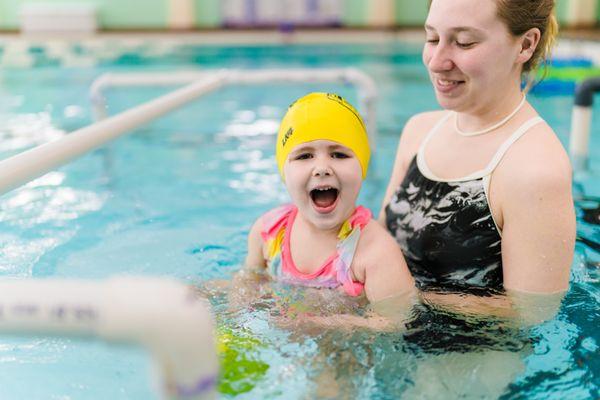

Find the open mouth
[[310, 187, 339, 213], [435, 78, 465, 92]]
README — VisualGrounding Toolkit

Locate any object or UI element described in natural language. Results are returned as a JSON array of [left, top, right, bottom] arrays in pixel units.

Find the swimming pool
[[0, 36, 598, 399]]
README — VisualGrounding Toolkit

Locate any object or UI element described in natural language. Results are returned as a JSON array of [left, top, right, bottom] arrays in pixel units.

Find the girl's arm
[[245, 218, 267, 269], [356, 221, 416, 303], [223, 218, 270, 310]]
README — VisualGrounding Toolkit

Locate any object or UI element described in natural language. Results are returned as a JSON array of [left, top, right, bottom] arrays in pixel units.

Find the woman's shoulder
[[402, 110, 447, 137], [406, 109, 448, 126], [500, 119, 572, 181], [495, 119, 572, 199], [397, 110, 449, 156]]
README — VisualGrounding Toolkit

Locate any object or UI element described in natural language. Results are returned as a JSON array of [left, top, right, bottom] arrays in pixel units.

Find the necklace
[[454, 95, 527, 137]]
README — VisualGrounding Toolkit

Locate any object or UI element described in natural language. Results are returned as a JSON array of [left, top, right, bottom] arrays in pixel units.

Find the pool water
[[0, 40, 598, 399]]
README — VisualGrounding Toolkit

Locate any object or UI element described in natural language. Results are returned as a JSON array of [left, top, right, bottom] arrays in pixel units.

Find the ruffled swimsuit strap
[[260, 205, 372, 297], [260, 204, 296, 277], [335, 206, 372, 296]]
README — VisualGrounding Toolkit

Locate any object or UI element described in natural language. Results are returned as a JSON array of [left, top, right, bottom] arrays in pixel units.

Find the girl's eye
[[426, 39, 439, 44], [331, 152, 349, 159], [295, 153, 312, 160]]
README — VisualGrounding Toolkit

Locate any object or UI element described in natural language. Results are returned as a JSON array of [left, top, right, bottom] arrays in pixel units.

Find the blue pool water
[[0, 39, 598, 399]]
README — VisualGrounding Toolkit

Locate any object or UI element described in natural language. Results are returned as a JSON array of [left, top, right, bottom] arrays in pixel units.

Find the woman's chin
[[435, 94, 463, 111]]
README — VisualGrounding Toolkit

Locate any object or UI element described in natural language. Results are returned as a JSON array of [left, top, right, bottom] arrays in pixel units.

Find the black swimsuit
[[385, 113, 543, 293]]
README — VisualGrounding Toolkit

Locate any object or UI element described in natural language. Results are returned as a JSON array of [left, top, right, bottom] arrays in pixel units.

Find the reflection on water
[[200, 270, 591, 399]]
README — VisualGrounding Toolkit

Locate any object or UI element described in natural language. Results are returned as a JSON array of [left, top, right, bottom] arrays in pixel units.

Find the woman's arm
[[499, 166, 575, 293], [419, 289, 565, 325], [496, 128, 576, 294], [422, 127, 574, 324], [378, 134, 410, 224], [378, 112, 444, 224]]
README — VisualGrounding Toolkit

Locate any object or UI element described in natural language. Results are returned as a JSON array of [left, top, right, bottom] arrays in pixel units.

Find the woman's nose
[[426, 43, 455, 72]]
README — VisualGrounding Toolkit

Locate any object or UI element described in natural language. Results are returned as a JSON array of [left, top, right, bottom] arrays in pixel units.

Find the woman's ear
[[517, 27, 542, 65]]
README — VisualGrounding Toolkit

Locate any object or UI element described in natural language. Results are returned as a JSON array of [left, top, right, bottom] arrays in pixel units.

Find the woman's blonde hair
[[494, 0, 558, 89]]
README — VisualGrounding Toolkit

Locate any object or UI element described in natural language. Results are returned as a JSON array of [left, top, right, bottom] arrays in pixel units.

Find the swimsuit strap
[[261, 204, 296, 277], [260, 205, 371, 296], [416, 113, 453, 180], [478, 116, 544, 176], [417, 112, 453, 159], [417, 114, 544, 182], [335, 206, 371, 296]]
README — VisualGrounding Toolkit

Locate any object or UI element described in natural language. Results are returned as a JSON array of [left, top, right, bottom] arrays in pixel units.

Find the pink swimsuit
[[260, 204, 372, 296]]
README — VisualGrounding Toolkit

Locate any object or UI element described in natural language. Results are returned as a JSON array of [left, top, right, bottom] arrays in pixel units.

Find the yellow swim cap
[[276, 92, 370, 179]]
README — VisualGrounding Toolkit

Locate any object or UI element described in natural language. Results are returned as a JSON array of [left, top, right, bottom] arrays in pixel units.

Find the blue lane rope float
[[531, 57, 600, 95]]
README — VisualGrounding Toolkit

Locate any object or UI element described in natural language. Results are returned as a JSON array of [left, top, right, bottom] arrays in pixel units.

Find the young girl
[[245, 92, 414, 304]]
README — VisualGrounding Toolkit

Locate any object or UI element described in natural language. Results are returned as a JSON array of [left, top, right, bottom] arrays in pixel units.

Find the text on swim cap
[[326, 93, 366, 130], [282, 127, 294, 147]]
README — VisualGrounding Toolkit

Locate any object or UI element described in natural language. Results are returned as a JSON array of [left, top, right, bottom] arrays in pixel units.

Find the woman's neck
[[456, 86, 525, 133]]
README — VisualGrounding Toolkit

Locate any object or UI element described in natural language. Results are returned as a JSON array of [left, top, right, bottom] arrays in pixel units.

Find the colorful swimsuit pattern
[[260, 204, 371, 296]]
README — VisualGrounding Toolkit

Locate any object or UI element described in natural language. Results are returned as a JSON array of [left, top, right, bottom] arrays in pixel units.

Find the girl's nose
[[312, 164, 333, 177], [426, 43, 455, 73]]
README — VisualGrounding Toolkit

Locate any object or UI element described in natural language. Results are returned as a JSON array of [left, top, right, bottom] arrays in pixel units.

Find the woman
[[380, 0, 575, 301]]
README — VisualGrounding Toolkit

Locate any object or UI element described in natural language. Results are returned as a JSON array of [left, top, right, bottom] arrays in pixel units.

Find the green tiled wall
[[0, 0, 597, 31], [395, 0, 428, 26], [100, 0, 167, 29], [555, 0, 570, 25], [341, 0, 368, 27], [0, 0, 168, 30], [0, 0, 42, 29], [193, 0, 221, 28]]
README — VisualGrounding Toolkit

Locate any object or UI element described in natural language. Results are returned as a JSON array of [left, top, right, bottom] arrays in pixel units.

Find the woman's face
[[423, 0, 523, 112]]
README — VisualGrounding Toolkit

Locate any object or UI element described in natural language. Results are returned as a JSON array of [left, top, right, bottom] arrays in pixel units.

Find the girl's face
[[423, 0, 523, 112], [283, 140, 363, 232]]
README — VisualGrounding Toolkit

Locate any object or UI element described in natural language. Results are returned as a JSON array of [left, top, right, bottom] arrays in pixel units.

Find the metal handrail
[[90, 67, 378, 141], [0, 68, 377, 196]]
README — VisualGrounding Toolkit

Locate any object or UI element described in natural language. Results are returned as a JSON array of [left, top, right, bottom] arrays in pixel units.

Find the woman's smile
[[433, 77, 466, 94]]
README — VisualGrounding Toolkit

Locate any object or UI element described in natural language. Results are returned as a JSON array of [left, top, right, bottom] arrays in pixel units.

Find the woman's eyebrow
[[425, 24, 483, 34]]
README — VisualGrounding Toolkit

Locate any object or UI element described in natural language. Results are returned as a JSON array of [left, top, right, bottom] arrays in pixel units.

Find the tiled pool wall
[[0, 0, 599, 30]]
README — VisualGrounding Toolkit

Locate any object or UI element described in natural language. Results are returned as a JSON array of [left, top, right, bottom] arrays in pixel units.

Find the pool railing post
[[570, 77, 600, 173], [0, 276, 219, 400]]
